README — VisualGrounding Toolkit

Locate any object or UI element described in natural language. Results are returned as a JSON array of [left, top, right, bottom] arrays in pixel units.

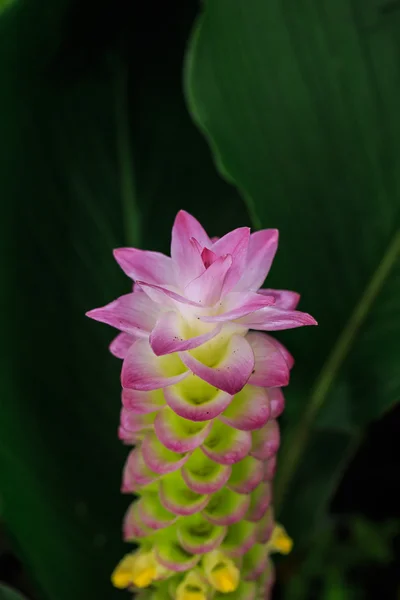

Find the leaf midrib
[[275, 228, 400, 508]]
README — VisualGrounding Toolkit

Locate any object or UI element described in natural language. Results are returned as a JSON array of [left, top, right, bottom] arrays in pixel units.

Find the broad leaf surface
[[185, 0, 400, 540], [0, 1, 248, 599]]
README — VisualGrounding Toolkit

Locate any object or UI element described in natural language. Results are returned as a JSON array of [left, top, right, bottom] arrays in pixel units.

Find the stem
[[276, 229, 400, 509]]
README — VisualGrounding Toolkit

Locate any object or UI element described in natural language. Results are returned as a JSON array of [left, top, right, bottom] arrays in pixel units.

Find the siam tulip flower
[[86, 210, 316, 599]]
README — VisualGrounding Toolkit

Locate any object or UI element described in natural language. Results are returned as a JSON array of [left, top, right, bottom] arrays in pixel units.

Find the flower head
[[87, 210, 316, 599]]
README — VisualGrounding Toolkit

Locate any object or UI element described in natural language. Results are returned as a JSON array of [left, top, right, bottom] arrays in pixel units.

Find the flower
[[86, 210, 316, 599]]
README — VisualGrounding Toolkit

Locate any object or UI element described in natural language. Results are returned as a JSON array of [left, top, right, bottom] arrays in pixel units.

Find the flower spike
[[87, 210, 317, 598]]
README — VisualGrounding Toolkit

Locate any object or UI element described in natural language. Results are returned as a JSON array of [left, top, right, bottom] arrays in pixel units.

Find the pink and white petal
[[150, 311, 222, 356], [235, 229, 279, 291], [269, 388, 285, 419], [199, 292, 275, 323], [184, 255, 232, 306], [251, 420, 280, 461], [86, 292, 159, 336], [246, 332, 290, 388], [138, 281, 202, 308], [113, 247, 175, 285], [141, 431, 189, 475], [263, 334, 294, 369], [164, 379, 232, 421], [155, 408, 213, 453], [171, 211, 211, 285], [121, 448, 159, 492], [258, 289, 300, 310], [122, 339, 189, 391], [109, 332, 136, 359], [212, 227, 250, 293], [179, 334, 254, 395], [238, 306, 317, 330], [122, 388, 166, 414], [218, 385, 271, 431]]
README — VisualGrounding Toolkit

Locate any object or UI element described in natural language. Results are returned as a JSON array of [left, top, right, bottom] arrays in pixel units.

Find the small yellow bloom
[[203, 551, 240, 594], [267, 524, 293, 555], [111, 549, 160, 589]]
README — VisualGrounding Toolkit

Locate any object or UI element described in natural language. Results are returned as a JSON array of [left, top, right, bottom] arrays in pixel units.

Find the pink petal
[[263, 334, 294, 369], [179, 334, 254, 395], [201, 247, 217, 268], [263, 456, 277, 481], [121, 448, 159, 492], [235, 229, 279, 291], [138, 495, 178, 531], [203, 489, 251, 526], [181, 459, 232, 495], [113, 247, 175, 285], [199, 292, 275, 323], [246, 332, 290, 388], [218, 385, 271, 431], [212, 227, 250, 293], [122, 388, 165, 414], [109, 332, 136, 359], [154, 408, 213, 453], [201, 425, 252, 465], [177, 520, 227, 555], [121, 339, 189, 391], [251, 420, 280, 460], [164, 378, 232, 421], [246, 483, 272, 522], [120, 407, 156, 434], [141, 431, 190, 475], [86, 292, 159, 336], [269, 388, 285, 419], [150, 311, 222, 356], [238, 306, 318, 330], [258, 288, 300, 310], [155, 545, 200, 573], [227, 456, 265, 494], [159, 478, 210, 517], [123, 502, 153, 540], [171, 211, 211, 286], [184, 255, 233, 305]]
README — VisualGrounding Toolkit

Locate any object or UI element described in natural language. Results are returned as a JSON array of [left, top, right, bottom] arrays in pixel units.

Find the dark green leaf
[[0, 2, 249, 599], [185, 0, 400, 540], [0, 585, 28, 600]]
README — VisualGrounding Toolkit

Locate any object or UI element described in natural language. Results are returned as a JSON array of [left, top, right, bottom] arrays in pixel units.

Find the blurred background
[[0, 0, 399, 599]]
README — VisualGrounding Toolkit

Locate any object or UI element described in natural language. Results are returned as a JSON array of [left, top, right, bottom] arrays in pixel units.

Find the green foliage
[[282, 515, 398, 600], [185, 0, 400, 541], [0, 585, 28, 600]]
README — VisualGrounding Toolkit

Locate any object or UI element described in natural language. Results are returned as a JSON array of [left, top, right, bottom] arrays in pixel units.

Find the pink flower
[[87, 210, 316, 397]]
